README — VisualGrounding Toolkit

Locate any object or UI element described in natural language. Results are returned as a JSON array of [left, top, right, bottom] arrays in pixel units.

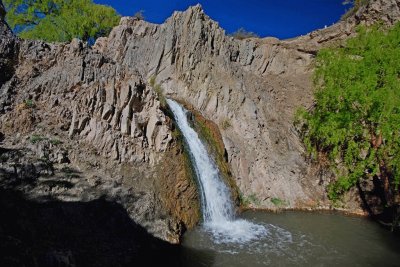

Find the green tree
[[296, 23, 400, 204], [3, 0, 120, 42]]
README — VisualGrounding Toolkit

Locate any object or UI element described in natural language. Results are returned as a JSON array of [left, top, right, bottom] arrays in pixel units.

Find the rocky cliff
[[0, 1, 199, 248], [0, 0, 399, 255], [91, 0, 400, 210]]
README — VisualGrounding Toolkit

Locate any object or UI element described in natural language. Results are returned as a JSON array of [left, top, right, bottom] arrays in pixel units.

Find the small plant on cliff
[[220, 119, 232, 130], [248, 194, 261, 206], [149, 76, 156, 87], [296, 23, 400, 203], [270, 197, 286, 207], [230, 27, 259, 40], [133, 10, 145, 20], [154, 84, 166, 107], [16, 99, 35, 111], [239, 192, 251, 207], [24, 99, 35, 108], [341, 0, 370, 20], [149, 77, 167, 108], [49, 138, 61, 145], [30, 134, 45, 144], [239, 192, 261, 207], [4, 0, 120, 42]]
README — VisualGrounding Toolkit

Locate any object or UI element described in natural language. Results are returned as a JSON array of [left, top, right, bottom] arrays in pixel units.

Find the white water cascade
[[167, 99, 267, 243]]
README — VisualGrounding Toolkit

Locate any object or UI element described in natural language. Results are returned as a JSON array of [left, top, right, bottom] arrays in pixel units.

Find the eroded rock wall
[[93, 5, 316, 209], [0, 9, 199, 242], [90, 0, 400, 210], [0, 1, 18, 107]]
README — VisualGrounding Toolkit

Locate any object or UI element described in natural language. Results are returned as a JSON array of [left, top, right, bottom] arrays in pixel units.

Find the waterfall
[[167, 99, 267, 244]]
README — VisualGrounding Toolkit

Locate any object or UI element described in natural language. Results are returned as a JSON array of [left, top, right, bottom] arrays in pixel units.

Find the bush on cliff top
[[296, 23, 400, 202], [341, 0, 370, 20], [4, 0, 120, 42], [230, 27, 259, 40]]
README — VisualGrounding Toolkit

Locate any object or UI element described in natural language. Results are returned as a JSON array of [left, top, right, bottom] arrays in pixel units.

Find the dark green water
[[181, 211, 400, 267]]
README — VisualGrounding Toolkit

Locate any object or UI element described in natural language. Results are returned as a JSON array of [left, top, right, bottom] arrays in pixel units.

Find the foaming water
[[204, 219, 268, 244], [167, 99, 267, 243], [181, 211, 400, 267]]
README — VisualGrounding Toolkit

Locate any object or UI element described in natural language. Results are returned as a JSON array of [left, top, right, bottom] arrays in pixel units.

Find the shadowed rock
[[0, 1, 18, 89], [0, 188, 186, 267]]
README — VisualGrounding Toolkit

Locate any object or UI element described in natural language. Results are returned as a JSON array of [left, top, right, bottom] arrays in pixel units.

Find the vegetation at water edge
[[296, 23, 400, 205]]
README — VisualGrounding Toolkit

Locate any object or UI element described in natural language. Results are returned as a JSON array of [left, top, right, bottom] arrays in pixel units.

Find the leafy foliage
[[3, 0, 120, 42], [24, 99, 35, 108], [220, 118, 231, 130], [296, 23, 400, 201], [238, 192, 259, 207], [270, 197, 287, 207]]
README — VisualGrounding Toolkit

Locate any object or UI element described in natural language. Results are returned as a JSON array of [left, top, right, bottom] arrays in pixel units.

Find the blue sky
[[94, 0, 351, 39]]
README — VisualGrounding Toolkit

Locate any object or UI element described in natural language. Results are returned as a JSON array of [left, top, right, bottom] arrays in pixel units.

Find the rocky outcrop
[[90, 0, 400, 211], [0, 8, 199, 243], [92, 5, 316, 210], [0, 1, 18, 105], [67, 63, 172, 163], [353, 0, 400, 26], [281, 0, 400, 55]]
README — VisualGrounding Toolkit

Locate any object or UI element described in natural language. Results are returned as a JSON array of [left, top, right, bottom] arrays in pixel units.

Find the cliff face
[[0, 0, 399, 250], [0, 1, 18, 88], [90, 0, 400, 210], [0, 2, 199, 245], [93, 7, 316, 209]]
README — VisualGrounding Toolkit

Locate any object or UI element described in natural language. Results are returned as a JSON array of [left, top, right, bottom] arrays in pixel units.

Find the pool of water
[[180, 211, 400, 267]]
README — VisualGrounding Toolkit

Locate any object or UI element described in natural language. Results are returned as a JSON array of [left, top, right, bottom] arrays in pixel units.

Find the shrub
[[49, 139, 61, 145], [341, 0, 370, 21], [30, 134, 45, 144], [240, 193, 261, 207], [133, 10, 145, 20], [270, 197, 286, 207], [149, 76, 167, 108], [4, 0, 120, 42], [16, 99, 35, 111], [24, 99, 35, 108], [220, 119, 231, 130], [297, 23, 400, 202], [230, 27, 259, 40]]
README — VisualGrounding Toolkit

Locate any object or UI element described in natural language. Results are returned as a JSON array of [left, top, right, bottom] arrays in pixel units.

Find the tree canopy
[[296, 23, 400, 203], [3, 0, 120, 42]]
